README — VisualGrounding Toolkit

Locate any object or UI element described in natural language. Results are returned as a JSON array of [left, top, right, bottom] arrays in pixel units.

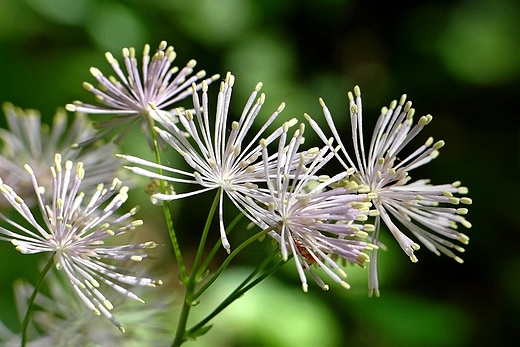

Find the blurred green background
[[0, 0, 519, 346]]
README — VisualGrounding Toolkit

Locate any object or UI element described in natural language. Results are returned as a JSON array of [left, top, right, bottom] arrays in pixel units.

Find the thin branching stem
[[21, 255, 55, 347]]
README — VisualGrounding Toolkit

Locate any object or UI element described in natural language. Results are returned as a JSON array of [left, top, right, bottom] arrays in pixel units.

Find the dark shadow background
[[0, 0, 519, 346]]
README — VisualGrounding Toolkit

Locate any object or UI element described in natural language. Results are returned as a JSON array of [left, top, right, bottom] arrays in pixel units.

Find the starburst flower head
[[66, 41, 219, 148], [243, 123, 375, 292], [0, 276, 173, 346], [119, 72, 296, 252], [0, 103, 127, 208], [307, 86, 472, 296], [0, 154, 161, 331]]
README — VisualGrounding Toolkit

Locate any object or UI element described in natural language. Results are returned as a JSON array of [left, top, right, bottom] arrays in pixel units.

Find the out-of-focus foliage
[[0, 0, 518, 346]]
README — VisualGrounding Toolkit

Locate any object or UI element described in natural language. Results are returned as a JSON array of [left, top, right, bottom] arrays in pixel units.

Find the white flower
[[0, 154, 161, 331], [0, 103, 126, 208], [1, 276, 173, 346], [66, 41, 219, 147], [119, 72, 295, 252], [243, 123, 374, 292], [306, 86, 472, 296]]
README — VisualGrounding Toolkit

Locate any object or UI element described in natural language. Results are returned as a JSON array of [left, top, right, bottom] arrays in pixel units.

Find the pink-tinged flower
[[242, 123, 374, 292], [66, 41, 219, 148], [306, 86, 472, 296], [1, 275, 173, 346], [0, 103, 126, 208], [119, 73, 295, 252], [0, 154, 161, 331]]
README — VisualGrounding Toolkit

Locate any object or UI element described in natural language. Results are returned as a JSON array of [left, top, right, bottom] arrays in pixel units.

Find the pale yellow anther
[[255, 82, 263, 91], [354, 85, 361, 97], [403, 100, 412, 112], [458, 233, 470, 244], [121, 48, 130, 59], [340, 281, 351, 290], [448, 197, 460, 204], [366, 243, 379, 250], [454, 256, 464, 264], [418, 115, 431, 126], [461, 220, 472, 228], [132, 220, 144, 228], [131, 255, 143, 262], [90, 279, 100, 287], [460, 197, 472, 205], [338, 268, 347, 278], [367, 192, 378, 200], [350, 202, 365, 209], [142, 43, 151, 57], [442, 190, 453, 197], [454, 245, 465, 253], [23, 164, 34, 175], [362, 223, 375, 233], [93, 309, 101, 316], [89, 67, 102, 77], [356, 230, 369, 238], [169, 66, 179, 75], [128, 47, 136, 58], [227, 73, 235, 87], [357, 186, 371, 194], [410, 254, 418, 263], [119, 326, 126, 333], [433, 140, 445, 150], [202, 80, 208, 93], [54, 153, 62, 171], [277, 102, 285, 113], [65, 104, 78, 112], [158, 40, 167, 51], [412, 243, 421, 251], [258, 93, 266, 106], [457, 208, 468, 215], [144, 241, 157, 248], [398, 94, 407, 106], [350, 104, 358, 114], [186, 59, 197, 69], [406, 108, 415, 119], [357, 253, 370, 263], [81, 82, 95, 93], [103, 300, 114, 310], [356, 214, 368, 222], [196, 70, 206, 79], [458, 187, 469, 194]]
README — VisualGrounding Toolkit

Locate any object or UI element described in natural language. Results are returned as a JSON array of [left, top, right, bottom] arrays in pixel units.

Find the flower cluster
[[0, 103, 126, 207], [306, 86, 472, 296], [0, 40, 472, 344], [0, 154, 161, 331], [66, 41, 219, 148]]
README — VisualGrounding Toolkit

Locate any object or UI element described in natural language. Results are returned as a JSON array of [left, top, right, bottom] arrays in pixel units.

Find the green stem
[[149, 119, 187, 280], [196, 213, 244, 280], [171, 191, 220, 347], [189, 190, 221, 287], [21, 255, 54, 347], [186, 248, 285, 337], [193, 227, 272, 300]]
